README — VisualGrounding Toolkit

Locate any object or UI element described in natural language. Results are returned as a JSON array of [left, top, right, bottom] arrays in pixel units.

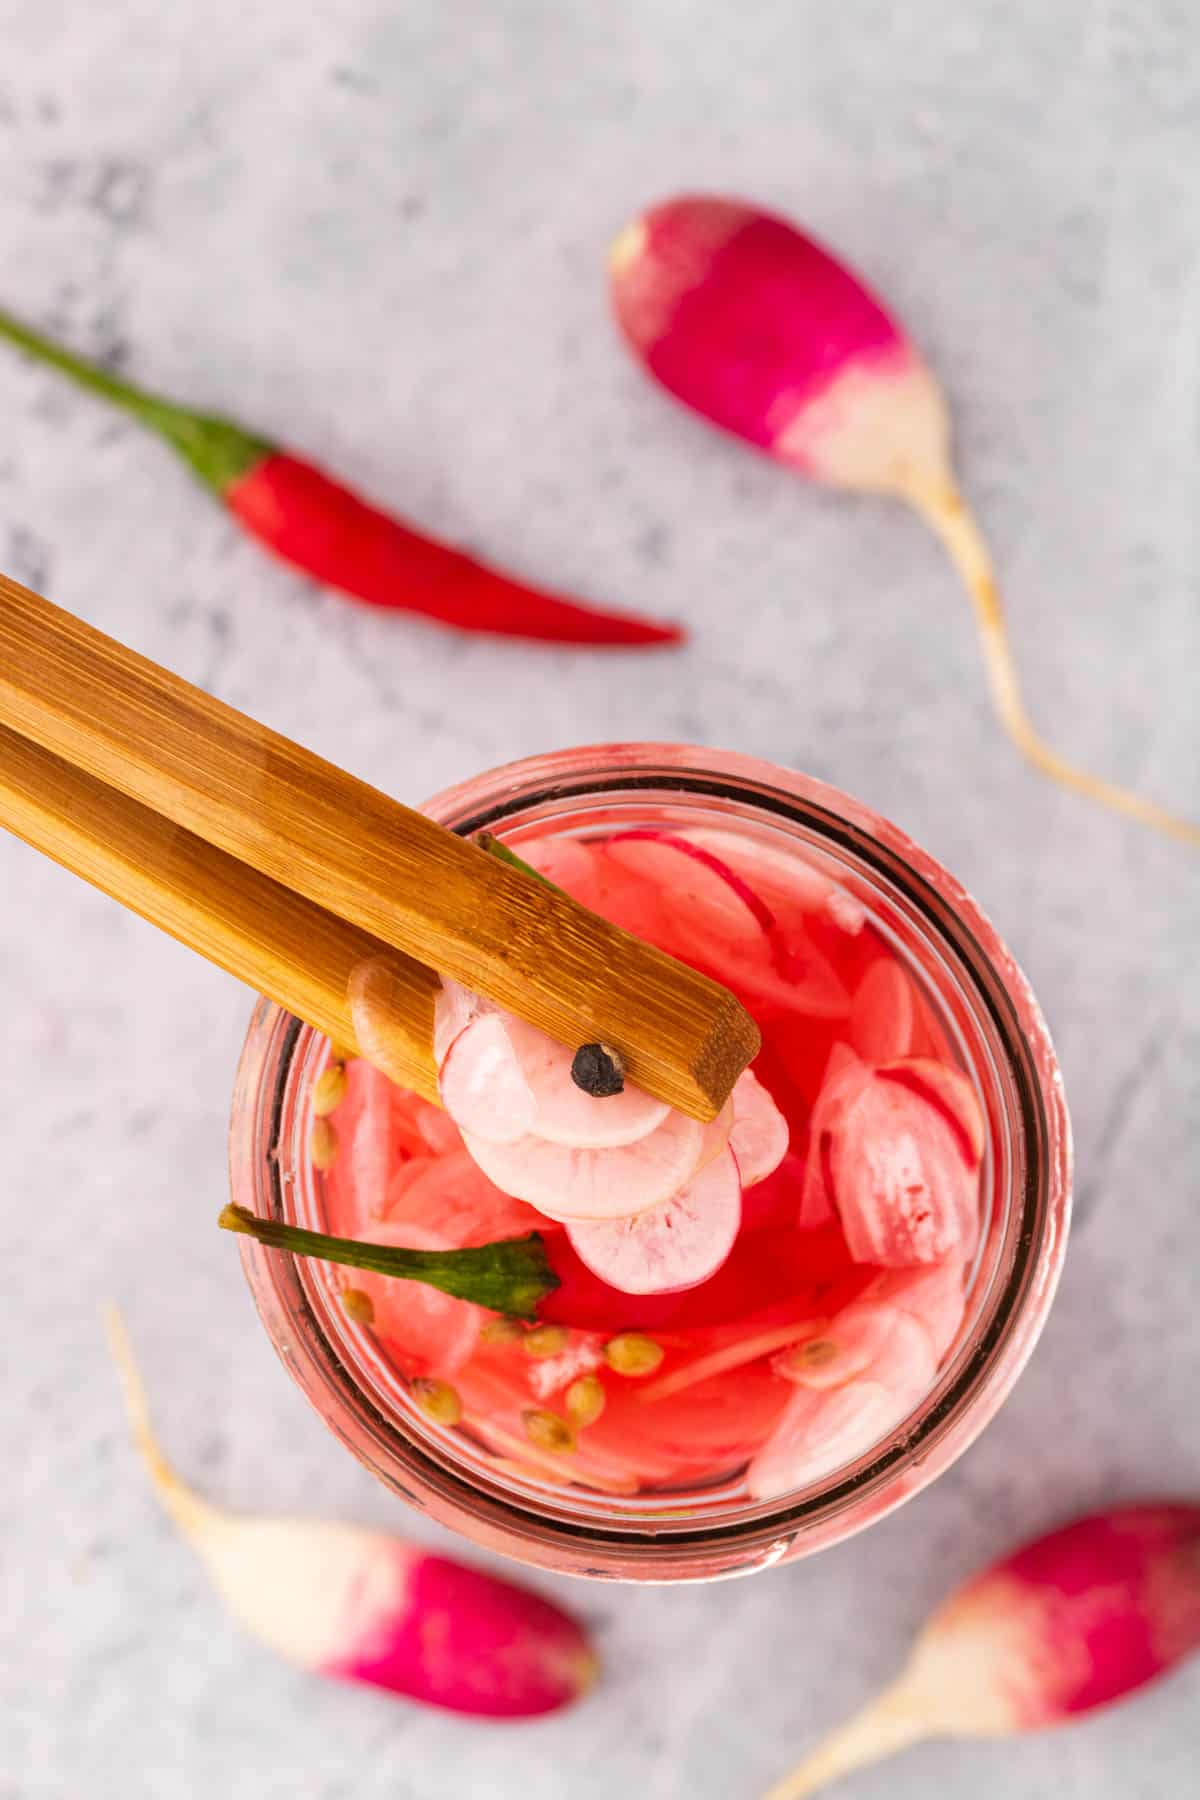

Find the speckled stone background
[[2, 3, 1197, 1796]]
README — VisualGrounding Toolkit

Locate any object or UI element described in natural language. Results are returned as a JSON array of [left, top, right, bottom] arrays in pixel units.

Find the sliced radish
[[718, 928, 850, 1019], [637, 1307, 827, 1403], [381, 1155, 438, 1221], [462, 1107, 706, 1221], [606, 828, 849, 1018], [501, 1015, 670, 1149], [749, 1260, 966, 1496], [606, 829, 774, 952], [824, 889, 866, 936], [798, 1149, 836, 1231], [515, 833, 671, 943], [585, 847, 673, 942], [564, 1148, 742, 1295], [679, 826, 836, 913], [324, 1058, 408, 1232], [381, 1148, 544, 1247], [865, 1257, 968, 1360], [849, 960, 916, 1061], [432, 977, 491, 1067], [581, 1346, 788, 1487], [799, 1045, 871, 1228], [827, 1071, 980, 1266], [772, 1302, 936, 1393], [877, 1058, 986, 1167], [438, 1013, 537, 1144], [413, 1100, 461, 1156], [728, 1068, 789, 1186], [746, 1373, 925, 1498]]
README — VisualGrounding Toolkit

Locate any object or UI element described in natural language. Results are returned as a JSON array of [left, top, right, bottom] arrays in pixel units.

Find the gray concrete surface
[[2, 3, 1197, 1796]]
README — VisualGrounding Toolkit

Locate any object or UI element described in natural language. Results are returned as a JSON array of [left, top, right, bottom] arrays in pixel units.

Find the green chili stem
[[0, 307, 269, 493], [219, 1204, 558, 1320], [476, 832, 560, 890]]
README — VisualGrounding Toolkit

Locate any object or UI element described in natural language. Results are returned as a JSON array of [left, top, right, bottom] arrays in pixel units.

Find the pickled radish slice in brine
[[866, 1257, 969, 1360], [747, 1376, 923, 1497], [459, 1343, 789, 1491], [381, 1155, 437, 1220], [606, 829, 850, 1017], [877, 1058, 986, 1166], [462, 1108, 707, 1220], [728, 1069, 789, 1186], [849, 960, 916, 1061], [773, 1301, 936, 1393], [432, 977, 490, 1067], [323, 1058, 424, 1232], [798, 1046, 871, 1228], [379, 1148, 544, 1247], [436, 981, 669, 1151], [565, 1148, 742, 1295], [587, 1350, 790, 1486], [679, 826, 836, 913], [501, 1015, 670, 1149], [827, 1070, 980, 1266], [435, 982, 687, 1162], [413, 1099, 461, 1156], [747, 1260, 952, 1497], [439, 1013, 537, 1144], [606, 829, 777, 951], [519, 834, 671, 941]]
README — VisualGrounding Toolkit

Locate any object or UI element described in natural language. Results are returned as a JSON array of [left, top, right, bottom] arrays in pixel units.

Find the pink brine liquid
[[316, 823, 987, 1504]]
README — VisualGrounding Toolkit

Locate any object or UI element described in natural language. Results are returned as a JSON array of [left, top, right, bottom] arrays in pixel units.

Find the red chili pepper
[[0, 309, 682, 648]]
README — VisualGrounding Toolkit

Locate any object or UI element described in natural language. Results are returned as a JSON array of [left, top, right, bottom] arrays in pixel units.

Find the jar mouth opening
[[234, 746, 1071, 1579]]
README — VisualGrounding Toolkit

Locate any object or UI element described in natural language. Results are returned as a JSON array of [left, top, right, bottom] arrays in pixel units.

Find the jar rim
[[231, 744, 1071, 1581]]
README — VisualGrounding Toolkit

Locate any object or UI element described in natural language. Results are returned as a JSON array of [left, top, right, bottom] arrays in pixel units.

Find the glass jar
[[229, 745, 1070, 1582]]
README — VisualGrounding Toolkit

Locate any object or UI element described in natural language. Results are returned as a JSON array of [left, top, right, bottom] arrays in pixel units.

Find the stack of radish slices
[[436, 977, 789, 1298]]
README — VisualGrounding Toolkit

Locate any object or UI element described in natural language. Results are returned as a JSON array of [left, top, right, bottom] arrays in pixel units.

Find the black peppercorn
[[570, 1041, 626, 1097]]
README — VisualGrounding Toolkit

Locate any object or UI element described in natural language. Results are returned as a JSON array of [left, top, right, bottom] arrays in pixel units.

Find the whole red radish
[[761, 1501, 1200, 1797], [104, 1309, 596, 1718], [611, 196, 1197, 845]]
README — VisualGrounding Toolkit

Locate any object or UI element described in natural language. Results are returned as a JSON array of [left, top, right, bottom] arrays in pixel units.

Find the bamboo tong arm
[[0, 574, 759, 1118], [0, 723, 441, 1102]]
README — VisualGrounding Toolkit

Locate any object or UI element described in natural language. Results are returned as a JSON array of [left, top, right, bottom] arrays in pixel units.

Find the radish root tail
[[760, 1685, 930, 1799], [908, 489, 1199, 847], [103, 1303, 222, 1539]]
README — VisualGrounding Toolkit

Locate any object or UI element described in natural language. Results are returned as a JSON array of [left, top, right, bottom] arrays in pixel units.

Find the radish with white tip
[[611, 194, 1198, 846], [761, 1503, 1200, 1797], [103, 1308, 597, 1717]]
